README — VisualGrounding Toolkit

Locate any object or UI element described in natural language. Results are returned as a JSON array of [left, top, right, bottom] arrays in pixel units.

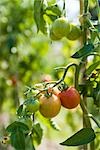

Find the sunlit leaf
[[45, 4, 61, 17], [6, 121, 29, 133], [32, 123, 43, 145], [49, 119, 60, 131], [34, 0, 47, 34], [86, 61, 100, 76], [60, 128, 96, 146]]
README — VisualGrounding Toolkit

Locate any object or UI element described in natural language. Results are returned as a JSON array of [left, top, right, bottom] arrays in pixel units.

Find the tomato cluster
[[24, 86, 80, 119], [38, 86, 80, 118], [50, 17, 81, 41]]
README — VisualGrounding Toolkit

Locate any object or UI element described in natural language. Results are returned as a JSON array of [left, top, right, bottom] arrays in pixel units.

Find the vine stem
[[79, 0, 95, 150]]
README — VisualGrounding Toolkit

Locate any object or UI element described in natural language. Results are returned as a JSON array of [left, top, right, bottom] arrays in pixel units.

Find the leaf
[[45, 4, 61, 18], [86, 61, 100, 76], [48, 119, 60, 131], [32, 123, 43, 145], [34, 0, 47, 34], [17, 105, 23, 117], [71, 44, 94, 59], [60, 128, 96, 146], [10, 129, 25, 150], [6, 121, 29, 133]]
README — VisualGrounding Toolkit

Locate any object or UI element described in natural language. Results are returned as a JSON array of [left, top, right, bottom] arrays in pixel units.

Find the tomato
[[51, 17, 70, 38], [50, 28, 62, 41], [58, 87, 80, 109], [25, 98, 40, 113], [39, 94, 61, 118], [66, 24, 81, 40]]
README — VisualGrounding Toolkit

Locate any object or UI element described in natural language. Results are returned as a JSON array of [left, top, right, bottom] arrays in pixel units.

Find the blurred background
[[0, 0, 99, 150]]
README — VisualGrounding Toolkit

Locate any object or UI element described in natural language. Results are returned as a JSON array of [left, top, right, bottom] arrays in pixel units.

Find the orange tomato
[[39, 94, 61, 118]]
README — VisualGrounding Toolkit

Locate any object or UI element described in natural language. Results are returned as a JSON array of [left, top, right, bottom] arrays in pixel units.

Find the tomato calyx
[[58, 82, 68, 92], [44, 90, 52, 98]]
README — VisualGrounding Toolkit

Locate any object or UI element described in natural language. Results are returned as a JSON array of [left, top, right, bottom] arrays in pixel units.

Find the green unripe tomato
[[51, 17, 70, 38], [25, 98, 40, 113], [66, 24, 81, 40], [50, 27, 62, 41]]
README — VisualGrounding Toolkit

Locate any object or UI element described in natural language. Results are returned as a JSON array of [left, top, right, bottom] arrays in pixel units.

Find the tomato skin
[[52, 17, 70, 38], [66, 24, 81, 40], [58, 87, 80, 109], [50, 27, 62, 41], [39, 94, 61, 118]]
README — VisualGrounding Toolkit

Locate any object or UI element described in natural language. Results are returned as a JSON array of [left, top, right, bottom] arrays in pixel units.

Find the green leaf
[[45, 4, 61, 18], [71, 44, 94, 59], [60, 128, 96, 146], [17, 105, 23, 117], [86, 61, 100, 76], [6, 121, 29, 133], [32, 123, 43, 145], [34, 0, 47, 34], [49, 119, 60, 131], [10, 129, 25, 150]]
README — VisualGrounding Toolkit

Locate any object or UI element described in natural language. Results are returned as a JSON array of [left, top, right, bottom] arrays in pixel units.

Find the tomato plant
[[1, 0, 100, 150], [58, 87, 80, 109], [39, 93, 61, 118]]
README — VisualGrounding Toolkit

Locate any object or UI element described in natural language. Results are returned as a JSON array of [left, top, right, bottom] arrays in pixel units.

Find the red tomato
[[58, 87, 80, 109]]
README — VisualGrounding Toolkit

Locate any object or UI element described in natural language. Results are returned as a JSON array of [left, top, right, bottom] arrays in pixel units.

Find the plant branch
[[53, 63, 78, 87]]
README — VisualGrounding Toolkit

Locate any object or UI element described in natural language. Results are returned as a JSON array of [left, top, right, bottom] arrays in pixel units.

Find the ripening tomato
[[39, 94, 61, 118], [58, 87, 80, 109], [51, 17, 70, 38]]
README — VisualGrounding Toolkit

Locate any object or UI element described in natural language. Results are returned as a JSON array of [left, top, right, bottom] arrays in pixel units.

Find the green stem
[[80, 98, 91, 128], [96, 0, 100, 25], [74, 65, 79, 90], [88, 114, 100, 128], [84, 0, 89, 13], [53, 63, 78, 87], [79, 0, 95, 150]]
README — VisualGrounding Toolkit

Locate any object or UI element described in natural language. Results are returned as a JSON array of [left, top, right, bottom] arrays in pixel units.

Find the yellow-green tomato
[[66, 24, 81, 40], [39, 94, 61, 118], [50, 28, 62, 41], [51, 17, 70, 38], [26, 99, 40, 113]]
